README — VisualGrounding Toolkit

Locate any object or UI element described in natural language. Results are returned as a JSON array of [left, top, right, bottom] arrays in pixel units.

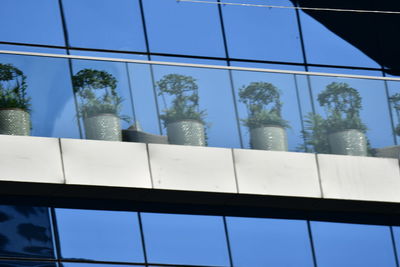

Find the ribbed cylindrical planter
[[0, 108, 30, 136], [250, 125, 288, 151], [83, 113, 121, 141], [166, 119, 206, 146], [328, 129, 367, 156]]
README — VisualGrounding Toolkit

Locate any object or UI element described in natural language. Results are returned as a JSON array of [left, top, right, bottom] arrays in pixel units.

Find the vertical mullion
[[223, 216, 234, 267], [307, 221, 319, 267], [138, 212, 149, 265], [390, 226, 400, 267], [217, 0, 244, 148], [57, 0, 84, 139], [138, 0, 163, 135], [49, 208, 63, 264]]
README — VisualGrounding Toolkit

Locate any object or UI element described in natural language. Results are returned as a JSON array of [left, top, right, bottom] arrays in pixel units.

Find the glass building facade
[[1, 0, 400, 266]]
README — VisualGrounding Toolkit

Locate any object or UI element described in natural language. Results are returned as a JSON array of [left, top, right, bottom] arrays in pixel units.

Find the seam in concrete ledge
[[315, 153, 324, 198], [231, 149, 240, 194], [146, 143, 155, 189], [58, 138, 67, 184]]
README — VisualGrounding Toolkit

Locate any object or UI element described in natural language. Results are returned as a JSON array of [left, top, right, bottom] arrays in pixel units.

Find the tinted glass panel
[[63, 0, 146, 52], [142, 213, 230, 266], [71, 59, 136, 140], [0, 53, 80, 138], [299, 10, 379, 68], [0, 0, 64, 45], [152, 65, 241, 148], [231, 70, 309, 151], [312, 221, 396, 267], [143, 0, 225, 57], [227, 217, 314, 267], [61, 264, 141, 267], [222, 0, 303, 63], [306, 74, 394, 153], [55, 209, 144, 263], [0, 206, 54, 259], [0, 261, 57, 267]]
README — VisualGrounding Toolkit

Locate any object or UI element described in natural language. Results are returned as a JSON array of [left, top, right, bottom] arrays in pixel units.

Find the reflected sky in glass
[[231, 69, 308, 151], [221, 0, 303, 63], [151, 64, 241, 148], [299, 10, 380, 68], [312, 221, 396, 267], [55, 209, 144, 263], [62, 0, 146, 52], [0, 261, 57, 267], [227, 217, 314, 267], [142, 213, 230, 266], [307, 73, 394, 149], [143, 0, 225, 57], [0, 53, 81, 138], [0, 0, 65, 46]]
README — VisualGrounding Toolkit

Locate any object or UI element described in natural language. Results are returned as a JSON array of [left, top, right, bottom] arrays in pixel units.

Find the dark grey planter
[[0, 108, 30, 136], [166, 119, 206, 146], [83, 113, 121, 141], [250, 125, 288, 151], [122, 129, 168, 144], [328, 129, 367, 156]]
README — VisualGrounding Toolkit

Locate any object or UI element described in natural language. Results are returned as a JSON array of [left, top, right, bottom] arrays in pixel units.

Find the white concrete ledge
[[318, 154, 400, 202], [0, 135, 399, 206], [0, 135, 64, 184], [234, 149, 321, 198], [61, 138, 152, 188]]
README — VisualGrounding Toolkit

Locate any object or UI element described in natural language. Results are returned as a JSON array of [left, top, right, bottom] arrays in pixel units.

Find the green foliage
[[317, 82, 366, 133], [157, 74, 206, 126], [0, 63, 31, 112], [389, 93, 400, 136], [300, 113, 330, 153], [72, 69, 128, 121], [238, 82, 289, 128], [302, 82, 366, 153]]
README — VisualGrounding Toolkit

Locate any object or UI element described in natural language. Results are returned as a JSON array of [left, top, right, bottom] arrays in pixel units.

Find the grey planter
[[328, 129, 367, 156], [166, 119, 206, 146], [250, 125, 288, 151], [83, 113, 121, 141], [0, 108, 30, 136]]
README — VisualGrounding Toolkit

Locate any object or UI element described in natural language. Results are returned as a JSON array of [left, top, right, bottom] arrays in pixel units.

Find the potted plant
[[389, 93, 400, 136], [0, 63, 31, 136], [239, 82, 289, 151], [72, 68, 127, 141], [157, 74, 206, 146], [303, 82, 367, 156]]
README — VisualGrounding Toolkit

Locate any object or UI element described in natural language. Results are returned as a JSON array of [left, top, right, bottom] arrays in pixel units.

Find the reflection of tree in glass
[[18, 223, 50, 243], [0, 210, 11, 250], [14, 206, 39, 217]]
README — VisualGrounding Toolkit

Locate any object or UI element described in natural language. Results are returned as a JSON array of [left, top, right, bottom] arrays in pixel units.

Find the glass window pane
[[142, 213, 230, 266], [0, 53, 80, 138], [222, 0, 304, 63], [71, 59, 135, 140], [312, 221, 396, 267], [152, 65, 241, 148], [61, 264, 142, 267], [0, 0, 65, 46], [305, 72, 394, 154], [0, 205, 54, 259], [0, 261, 57, 267], [231, 69, 310, 151], [63, 0, 147, 52], [227, 217, 314, 267], [55, 209, 144, 263], [143, 0, 226, 57], [299, 10, 380, 68]]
